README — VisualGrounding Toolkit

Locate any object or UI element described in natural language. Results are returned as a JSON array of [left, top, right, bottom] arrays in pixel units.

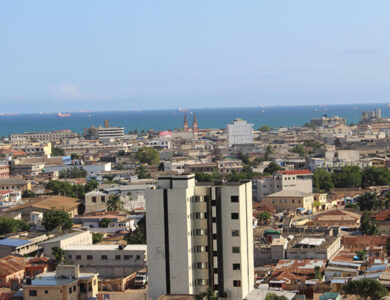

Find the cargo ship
[[57, 112, 71, 117]]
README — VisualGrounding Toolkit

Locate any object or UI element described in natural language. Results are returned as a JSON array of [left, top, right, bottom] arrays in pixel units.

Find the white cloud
[[52, 83, 83, 99]]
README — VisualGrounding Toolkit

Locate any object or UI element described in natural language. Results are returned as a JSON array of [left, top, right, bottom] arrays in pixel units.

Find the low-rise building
[[64, 244, 146, 277], [0, 178, 31, 192], [0, 165, 9, 179], [312, 210, 360, 228], [0, 234, 51, 257], [85, 191, 107, 213], [23, 264, 98, 300], [262, 190, 314, 212], [41, 231, 93, 258]]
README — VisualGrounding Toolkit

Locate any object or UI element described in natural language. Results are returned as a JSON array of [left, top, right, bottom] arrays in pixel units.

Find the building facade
[[227, 119, 253, 147], [146, 174, 254, 300]]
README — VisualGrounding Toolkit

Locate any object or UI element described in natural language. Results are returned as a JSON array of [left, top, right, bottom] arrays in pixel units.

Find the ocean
[[0, 103, 390, 137]]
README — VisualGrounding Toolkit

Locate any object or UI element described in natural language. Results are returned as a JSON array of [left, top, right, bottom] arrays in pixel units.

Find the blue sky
[[1, 1, 390, 113]]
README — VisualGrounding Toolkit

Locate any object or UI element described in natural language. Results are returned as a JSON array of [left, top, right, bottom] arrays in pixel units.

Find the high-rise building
[[227, 119, 253, 147], [146, 174, 254, 300]]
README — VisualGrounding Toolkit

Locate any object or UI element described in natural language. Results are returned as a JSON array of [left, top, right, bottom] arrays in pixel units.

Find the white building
[[257, 170, 313, 201], [227, 119, 253, 147], [146, 174, 254, 300]]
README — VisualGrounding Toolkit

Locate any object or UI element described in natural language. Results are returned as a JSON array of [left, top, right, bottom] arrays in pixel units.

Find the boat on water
[[0, 113, 18, 116], [57, 112, 71, 117]]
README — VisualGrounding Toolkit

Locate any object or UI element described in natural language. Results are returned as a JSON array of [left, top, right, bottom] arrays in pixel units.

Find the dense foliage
[[92, 233, 104, 244], [46, 180, 85, 199], [362, 167, 390, 188], [42, 208, 73, 232], [0, 216, 30, 234], [292, 144, 305, 156], [107, 194, 124, 211], [59, 167, 87, 179], [52, 246, 65, 265], [136, 147, 160, 165], [360, 211, 378, 236], [265, 294, 288, 300], [332, 166, 362, 188], [22, 190, 36, 198], [125, 216, 146, 244], [99, 218, 112, 228], [263, 162, 284, 175], [51, 146, 65, 156], [136, 165, 151, 179], [342, 278, 388, 300], [312, 169, 334, 192]]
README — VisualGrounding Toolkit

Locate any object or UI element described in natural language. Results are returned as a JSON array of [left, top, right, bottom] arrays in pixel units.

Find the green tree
[[0, 216, 29, 234], [314, 266, 323, 280], [195, 172, 215, 182], [136, 147, 160, 165], [107, 194, 124, 211], [342, 278, 388, 300], [22, 190, 36, 198], [99, 218, 112, 228], [292, 144, 305, 156], [92, 233, 104, 244], [85, 179, 99, 193], [360, 211, 378, 236], [265, 293, 288, 300], [258, 212, 272, 223], [70, 153, 80, 160], [136, 165, 151, 179], [263, 162, 284, 176], [362, 167, 390, 188], [356, 250, 367, 261], [103, 174, 116, 182], [42, 208, 73, 232], [332, 166, 362, 188], [259, 125, 271, 132], [125, 217, 146, 244], [356, 192, 382, 211], [52, 246, 65, 265], [313, 169, 334, 192], [51, 146, 65, 156], [195, 287, 218, 300], [46, 180, 85, 198], [59, 167, 87, 179], [313, 201, 321, 208], [264, 145, 274, 160]]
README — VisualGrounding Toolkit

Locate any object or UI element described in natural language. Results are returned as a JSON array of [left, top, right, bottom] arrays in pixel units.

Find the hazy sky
[[1, 1, 390, 113]]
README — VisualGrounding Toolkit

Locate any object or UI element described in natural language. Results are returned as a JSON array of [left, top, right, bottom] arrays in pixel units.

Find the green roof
[[264, 230, 281, 235]]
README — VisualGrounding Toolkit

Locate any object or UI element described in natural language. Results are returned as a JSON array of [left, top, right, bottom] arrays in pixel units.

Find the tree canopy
[[125, 216, 146, 244], [263, 162, 284, 176], [312, 169, 334, 192], [342, 278, 388, 300], [360, 211, 378, 236], [136, 165, 152, 179], [292, 144, 305, 156], [265, 293, 288, 300], [0, 216, 29, 234], [42, 208, 73, 232], [59, 167, 87, 179], [51, 146, 65, 156], [52, 246, 65, 265], [362, 167, 390, 188], [107, 194, 124, 211], [136, 147, 160, 165], [332, 166, 362, 188], [22, 190, 36, 198], [259, 125, 271, 132], [46, 180, 85, 199], [92, 233, 104, 244]]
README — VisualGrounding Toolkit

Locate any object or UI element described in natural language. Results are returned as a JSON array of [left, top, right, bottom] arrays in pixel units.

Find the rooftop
[[266, 190, 313, 198], [278, 170, 312, 175], [0, 238, 31, 247], [63, 244, 147, 251]]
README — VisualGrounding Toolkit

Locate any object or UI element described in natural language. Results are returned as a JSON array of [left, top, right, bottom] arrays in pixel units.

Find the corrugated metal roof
[[0, 238, 31, 247]]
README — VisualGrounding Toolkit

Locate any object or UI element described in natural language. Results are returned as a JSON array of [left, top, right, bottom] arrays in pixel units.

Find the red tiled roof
[[278, 170, 312, 175], [342, 236, 389, 248]]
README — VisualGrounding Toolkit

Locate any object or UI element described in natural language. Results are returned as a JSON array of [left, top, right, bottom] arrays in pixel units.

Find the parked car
[[134, 272, 148, 288]]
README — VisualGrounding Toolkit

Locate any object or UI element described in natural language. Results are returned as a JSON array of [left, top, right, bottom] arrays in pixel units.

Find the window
[[69, 287, 72, 294], [124, 255, 130, 260], [45, 290, 48, 294], [73, 285, 76, 292], [231, 213, 239, 220], [233, 263, 240, 270], [232, 230, 239, 237], [101, 255, 108, 260], [232, 247, 240, 253], [231, 196, 239, 203], [136, 255, 141, 260], [115, 255, 121, 260], [29, 290, 37, 296], [76, 255, 81, 260], [233, 280, 241, 287], [92, 196, 97, 203], [68, 255, 72, 259], [101, 196, 106, 202], [87, 255, 93, 260]]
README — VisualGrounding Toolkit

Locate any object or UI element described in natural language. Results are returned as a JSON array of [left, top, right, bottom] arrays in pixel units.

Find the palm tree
[[107, 194, 124, 211], [136, 165, 151, 179], [196, 287, 218, 300]]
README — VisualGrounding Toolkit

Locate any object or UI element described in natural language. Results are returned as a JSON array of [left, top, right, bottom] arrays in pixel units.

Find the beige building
[[23, 265, 98, 300], [42, 231, 93, 258], [146, 174, 254, 300], [64, 244, 146, 277], [0, 178, 31, 191], [85, 191, 107, 213], [262, 190, 314, 212], [257, 170, 313, 201]]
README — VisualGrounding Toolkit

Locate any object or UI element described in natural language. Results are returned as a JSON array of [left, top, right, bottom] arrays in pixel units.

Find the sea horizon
[[1, 103, 390, 137]]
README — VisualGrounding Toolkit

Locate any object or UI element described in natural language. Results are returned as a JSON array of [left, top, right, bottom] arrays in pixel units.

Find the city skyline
[[1, 1, 390, 113]]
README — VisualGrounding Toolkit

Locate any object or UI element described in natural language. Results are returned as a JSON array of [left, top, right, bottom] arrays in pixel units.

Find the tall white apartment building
[[146, 174, 254, 300], [227, 119, 253, 147]]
